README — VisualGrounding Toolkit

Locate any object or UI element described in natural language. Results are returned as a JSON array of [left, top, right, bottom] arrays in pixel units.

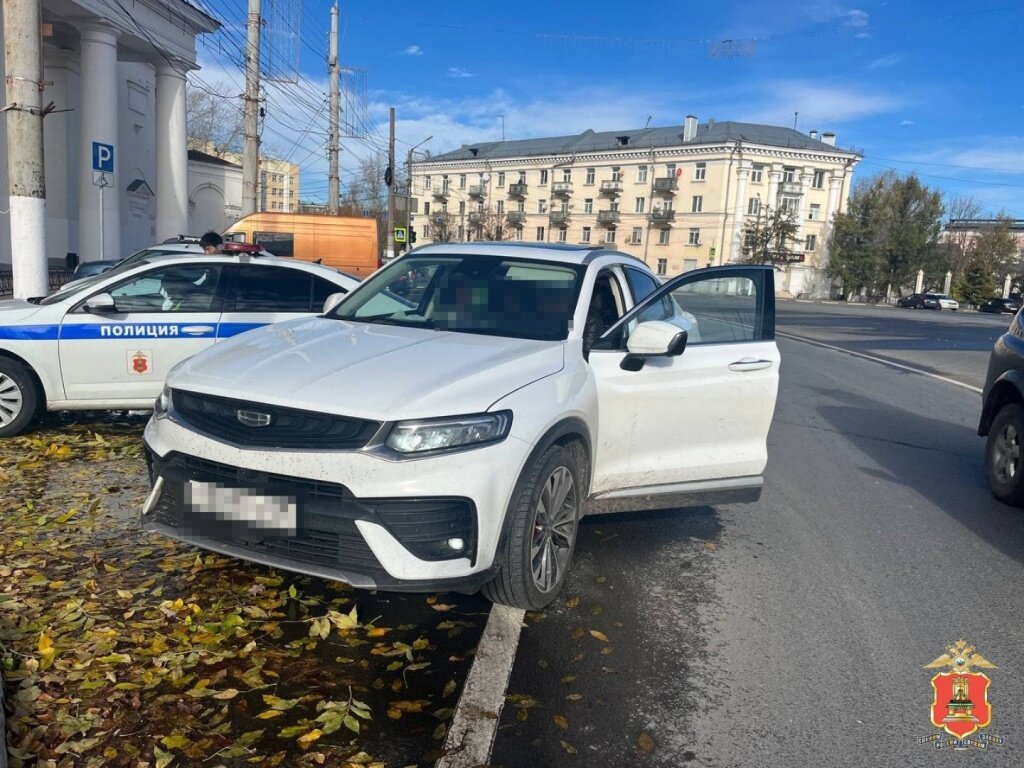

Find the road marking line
[[436, 604, 526, 768], [776, 331, 984, 394]]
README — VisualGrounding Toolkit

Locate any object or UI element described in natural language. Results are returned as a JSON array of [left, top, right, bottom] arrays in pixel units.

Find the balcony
[[649, 209, 676, 227], [551, 181, 573, 197], [780, 181, 803, 195], [467, 211, 483, 225], [468, 184, 487, 198], [549, 211, 570, 227], [600, 180, 622, 196], [508, 183, 528, 198], [596, 210, 620, 226], [432, 188, 449, 201], [506, 211, 527, 226], [653, 177, 678, 194]]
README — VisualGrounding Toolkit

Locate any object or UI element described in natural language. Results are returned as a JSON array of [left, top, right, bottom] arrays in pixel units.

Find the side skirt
[[585, 475, 763, 515]]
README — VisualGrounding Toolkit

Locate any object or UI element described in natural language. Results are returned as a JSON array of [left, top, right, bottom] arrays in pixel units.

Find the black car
[[979, 316, 1024, 504], [896, 293, 941, 309], [979, 297, 1022, 315]]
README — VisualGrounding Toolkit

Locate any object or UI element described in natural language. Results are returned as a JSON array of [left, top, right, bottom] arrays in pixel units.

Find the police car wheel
[[0, 359, 38, 438]]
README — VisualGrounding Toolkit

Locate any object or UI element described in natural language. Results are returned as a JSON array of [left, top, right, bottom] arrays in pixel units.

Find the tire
[[986, 403, 1024, 506], [0, 358, 39, 438], [482, 443, 583, 609]]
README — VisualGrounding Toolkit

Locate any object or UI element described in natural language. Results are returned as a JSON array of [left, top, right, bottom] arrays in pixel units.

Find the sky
[[192, 0, 1024, 214]]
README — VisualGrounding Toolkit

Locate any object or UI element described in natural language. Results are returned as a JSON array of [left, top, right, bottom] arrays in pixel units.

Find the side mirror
[[83, 292, 117, 314], [621, 321, 687, 371], [322, 291, 347, 315]]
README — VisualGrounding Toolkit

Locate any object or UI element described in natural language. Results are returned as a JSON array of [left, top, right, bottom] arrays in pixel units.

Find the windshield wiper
[[336, 312, 435, 329]]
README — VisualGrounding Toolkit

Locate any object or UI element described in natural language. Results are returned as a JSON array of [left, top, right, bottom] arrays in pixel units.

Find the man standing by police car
[[199, 232, 223, 254]]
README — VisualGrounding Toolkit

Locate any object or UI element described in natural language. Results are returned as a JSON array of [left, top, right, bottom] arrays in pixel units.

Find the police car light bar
[[222, 242, 264, 255]]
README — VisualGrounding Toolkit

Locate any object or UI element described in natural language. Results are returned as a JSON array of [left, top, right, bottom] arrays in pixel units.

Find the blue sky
[[196, 0, 1023, 213]]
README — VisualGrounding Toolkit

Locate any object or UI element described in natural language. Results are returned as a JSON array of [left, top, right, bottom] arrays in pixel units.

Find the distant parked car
[[897, 293, 940, 310], [979, 297, 1022, 315], [930, 293, 959, 311]]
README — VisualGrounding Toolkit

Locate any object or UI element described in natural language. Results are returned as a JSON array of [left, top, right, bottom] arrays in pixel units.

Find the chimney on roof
[[683, 115, 697, 142], [821, 131, 836, 146], [809, 129, 819, 140]]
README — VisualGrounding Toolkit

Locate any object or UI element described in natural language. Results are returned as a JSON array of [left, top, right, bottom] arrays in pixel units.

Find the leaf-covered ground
[[1, 418, 489, 767]]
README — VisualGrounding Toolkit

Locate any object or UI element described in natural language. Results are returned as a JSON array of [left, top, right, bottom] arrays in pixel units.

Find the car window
[[104, 264, 223, 313], [253, 232, 294, 258], [331, 254, 584, 341], [229, 266, 315, 312], [312, 275, 346, 309], [624, 267, 660, 305]]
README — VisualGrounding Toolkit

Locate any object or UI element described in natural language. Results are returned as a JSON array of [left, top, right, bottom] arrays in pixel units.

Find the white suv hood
[[170, 316, 565, 422]]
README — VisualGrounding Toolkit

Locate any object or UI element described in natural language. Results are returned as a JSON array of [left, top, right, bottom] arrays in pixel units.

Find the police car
[[0, 252, 359, 437]]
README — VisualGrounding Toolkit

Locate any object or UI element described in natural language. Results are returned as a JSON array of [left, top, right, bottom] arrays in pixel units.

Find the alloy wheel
[[993, 423, 1021, 484], [530, 465, 577, 593], [0, 373, 23, 427]]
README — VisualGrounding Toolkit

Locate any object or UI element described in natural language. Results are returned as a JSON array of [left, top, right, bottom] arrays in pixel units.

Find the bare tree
[[466, 206, 514, 242], [428, 210, 457, 243], [186, 81, 244, 156], [943, 195, 984, 276], [743, 204, 803, 264]]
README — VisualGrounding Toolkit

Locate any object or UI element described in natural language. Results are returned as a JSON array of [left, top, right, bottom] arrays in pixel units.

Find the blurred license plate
[[185, 481, 297, 532]]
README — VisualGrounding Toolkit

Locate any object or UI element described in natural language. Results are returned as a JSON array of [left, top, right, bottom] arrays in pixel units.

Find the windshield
[[329, 253, 584, 341]]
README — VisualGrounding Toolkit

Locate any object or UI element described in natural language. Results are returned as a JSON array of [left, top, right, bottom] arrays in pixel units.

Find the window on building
[[557, 228, 567, 243], [751, 165, 763, 183], [536, 226, 546, 242], [424, 225, 431, 238], [637, 165, 648, 183], [781, 196, 799, 214], [585, 167, 595, 185], [424, 176, 432, 190], [459, 174, 466, 189], [630, 227, 643, 244], [808, 203, 821, 220], [658, 229, 670, 245], [562, 169, 571, 183], [458, 226, 465, 240], [805, 234, 817, 251], [695, 162, 707, 181], [634, 197, 646, 213], [538, 199, 547, 214], [663, 199, 673, 211], [748, 197, 761, 216], [605, 228, 616, 243], [610, 200, 619, 212], [514, 228, 523, 241], [517, 201, 525, 212], [584, 198, 594, 214], [458, 201, 466, 214], [611, 166, 622, 182], [497, 200, 505, 214], [688, 228, 700, 246], [657, 258, 667, 276], [683, 259, 698, 272], [665, 163, 676, 177], [783, 167, 796, 183], [442, 175, 450, 192], [581, 226, 591, 243], [539, 169, 548, 185], [560, 200, 569, 213], [691, 195, 703, 213], [518, 171, 526, 183], [813, 170, 825, 189], [497, 172, 505, 187], [442, 202, 448, 213]]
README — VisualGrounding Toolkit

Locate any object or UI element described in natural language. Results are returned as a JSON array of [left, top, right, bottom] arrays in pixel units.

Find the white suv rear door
[[588, 266, 779, 500]]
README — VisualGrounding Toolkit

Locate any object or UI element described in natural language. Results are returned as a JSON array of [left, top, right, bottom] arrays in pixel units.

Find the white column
[[730, 161, 750, 262], [795, 169, 812, 242], [77, 22, 120, 263], [155, 62, 189, 241], [819, 173, 845, 274], [766, 163, 783, 212]]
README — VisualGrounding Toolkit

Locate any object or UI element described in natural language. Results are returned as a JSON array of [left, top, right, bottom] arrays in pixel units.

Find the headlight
[[154, 385, 172, 418], [385, 411, 512, 454]]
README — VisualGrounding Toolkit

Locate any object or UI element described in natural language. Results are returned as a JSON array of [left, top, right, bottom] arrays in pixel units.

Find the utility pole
[[386, 106, 395, 260], [3, 0, 48, 298], [406, 135, 432, 239], [241, 0, 262, 216], [327, 3, 340, 215]]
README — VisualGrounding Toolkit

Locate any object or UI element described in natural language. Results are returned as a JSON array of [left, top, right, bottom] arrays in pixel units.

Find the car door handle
[[728, 358, 773, 372], [180, 325, 215, 336]]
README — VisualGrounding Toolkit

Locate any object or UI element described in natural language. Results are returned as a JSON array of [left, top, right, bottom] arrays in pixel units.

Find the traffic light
[[409, 229, 417, 244]]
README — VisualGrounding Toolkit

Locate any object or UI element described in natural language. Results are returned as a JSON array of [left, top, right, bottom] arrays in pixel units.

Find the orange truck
[[223, 212, 380, 277]]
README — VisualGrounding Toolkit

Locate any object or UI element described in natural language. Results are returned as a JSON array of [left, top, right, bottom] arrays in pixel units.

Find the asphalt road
[[489, 302, 1024, 767]]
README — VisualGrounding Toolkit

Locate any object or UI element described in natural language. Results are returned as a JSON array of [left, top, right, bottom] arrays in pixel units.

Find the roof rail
[[162, 234, 201, 244]]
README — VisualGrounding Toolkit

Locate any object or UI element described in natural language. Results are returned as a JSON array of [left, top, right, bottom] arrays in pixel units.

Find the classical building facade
[[187, 149, 241, 236], [0, 0, 219, 267], [187, 142, 301, 219], [411, 117, 861, 297]]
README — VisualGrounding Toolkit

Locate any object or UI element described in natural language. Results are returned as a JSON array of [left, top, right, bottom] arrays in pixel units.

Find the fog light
[[447, 537, 465, 551]]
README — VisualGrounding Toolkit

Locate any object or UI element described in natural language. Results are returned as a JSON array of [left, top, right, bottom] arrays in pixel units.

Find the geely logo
[[236, 409, 272, 428]]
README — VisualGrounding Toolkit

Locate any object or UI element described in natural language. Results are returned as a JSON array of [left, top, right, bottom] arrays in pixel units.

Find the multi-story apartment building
[[258, 157, 300, 213], [410, 116, 860, 297]]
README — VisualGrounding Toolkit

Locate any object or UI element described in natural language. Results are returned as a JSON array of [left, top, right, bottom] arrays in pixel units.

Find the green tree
[[953, 257, 998, 305], [970, 216, 1022, 278], [742, 204, 802, 264]]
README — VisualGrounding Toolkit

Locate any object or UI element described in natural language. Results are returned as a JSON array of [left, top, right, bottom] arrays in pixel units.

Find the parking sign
[[92, 142, 114, 173]]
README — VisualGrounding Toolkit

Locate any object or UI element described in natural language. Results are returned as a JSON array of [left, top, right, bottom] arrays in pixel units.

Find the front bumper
[[142, 413, 532, 592]]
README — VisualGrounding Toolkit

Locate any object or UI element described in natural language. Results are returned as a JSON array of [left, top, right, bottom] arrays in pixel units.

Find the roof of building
[[946, 218, 1024, 231], [188, 149, 241, 168], [427, 120, 858, 163]]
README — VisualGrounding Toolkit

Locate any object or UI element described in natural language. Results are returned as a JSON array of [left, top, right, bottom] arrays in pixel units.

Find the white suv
[[142, 244, 780, 608]]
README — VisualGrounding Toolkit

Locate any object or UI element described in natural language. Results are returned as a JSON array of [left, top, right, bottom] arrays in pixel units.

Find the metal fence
[[0, 269, 74, 298]]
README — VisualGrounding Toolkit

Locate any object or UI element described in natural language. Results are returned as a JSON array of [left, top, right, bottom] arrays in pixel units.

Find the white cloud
[[403, 45, 422, 56], [843, 8, 870, 28], [867, 53, 903, 70], [909, 137, 1024, 174], [447, 67, 476, 79], [900, 119, 914, 126], [735, 80, 901, 125]]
